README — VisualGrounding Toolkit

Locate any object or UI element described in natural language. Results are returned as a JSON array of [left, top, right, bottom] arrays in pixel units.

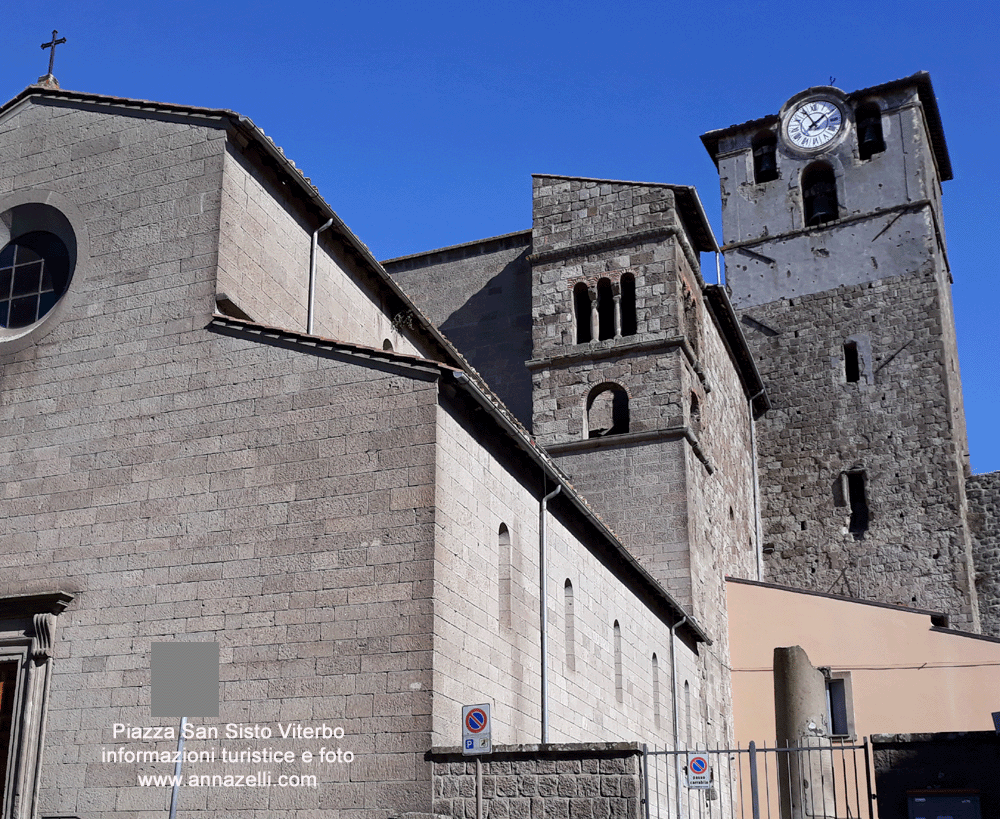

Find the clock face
[[785, 99, 844, 151]]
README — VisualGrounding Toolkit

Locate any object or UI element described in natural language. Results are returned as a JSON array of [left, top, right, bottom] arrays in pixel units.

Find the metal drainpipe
[[539, 483, 561, 744], [749, 389, 766, 580], [308, 218, 334, 334], [669, 615, 688, 819], [715, 251, 722, 286]]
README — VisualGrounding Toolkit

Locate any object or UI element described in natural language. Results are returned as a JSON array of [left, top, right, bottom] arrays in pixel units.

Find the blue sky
[[6, 1, 999, 473]]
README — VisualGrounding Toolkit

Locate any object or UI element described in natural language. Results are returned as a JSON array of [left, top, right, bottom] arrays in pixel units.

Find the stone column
[[773, 646, 836, 819]]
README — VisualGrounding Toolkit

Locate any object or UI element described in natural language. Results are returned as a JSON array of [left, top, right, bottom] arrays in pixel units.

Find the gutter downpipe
[[540, 483, 562, 744], [669, 615, 688, 819], [749, 388, 766, 580], [308, 218, 335, 334]]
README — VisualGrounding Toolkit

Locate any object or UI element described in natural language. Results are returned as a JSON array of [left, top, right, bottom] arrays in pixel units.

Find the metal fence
[[642, 739, 875, 819]]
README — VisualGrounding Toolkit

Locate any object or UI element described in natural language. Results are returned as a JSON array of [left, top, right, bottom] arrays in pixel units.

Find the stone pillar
[[773, 646, 836, 819], [589, 288, 599, 343]]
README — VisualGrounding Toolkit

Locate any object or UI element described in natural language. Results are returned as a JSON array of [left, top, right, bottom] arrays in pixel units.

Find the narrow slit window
[[564, 580, 575, 672], [652, 654, 661, 730], [847, 471, 869, 536], [613, 621, 623, 703], [597, 278, 615, 340], [498, 524, 511, 628], [573, 283, 592, 344], [827, 678, 849, 736], [684, 681, 692, 744], [620, 273, 637, 337], [844, 341, 860, 382]]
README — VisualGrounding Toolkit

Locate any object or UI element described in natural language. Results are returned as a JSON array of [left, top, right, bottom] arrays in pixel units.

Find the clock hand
[[804, 111, 824, 131]]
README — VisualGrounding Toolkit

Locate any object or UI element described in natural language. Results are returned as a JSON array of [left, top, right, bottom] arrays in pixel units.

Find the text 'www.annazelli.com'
[[137, 773, 317, 788]]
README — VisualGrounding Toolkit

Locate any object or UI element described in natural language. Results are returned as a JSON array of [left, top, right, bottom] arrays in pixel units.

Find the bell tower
[[527, 174, 760, 626], [702, 73, 981, 630]]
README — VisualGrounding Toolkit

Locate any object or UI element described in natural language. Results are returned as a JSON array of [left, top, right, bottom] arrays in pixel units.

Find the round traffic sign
[[689, 756, 708, 775], [465, 708, 488, 733]]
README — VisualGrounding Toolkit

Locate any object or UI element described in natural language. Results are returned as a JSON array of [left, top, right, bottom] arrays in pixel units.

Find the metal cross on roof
[[41, 30, 66, 77]]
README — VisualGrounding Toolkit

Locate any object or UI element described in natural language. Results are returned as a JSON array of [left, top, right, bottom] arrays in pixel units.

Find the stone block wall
[[385, 232, 535, 427], [551, 439, 691, 605], [431, 396, 704, 749], [968, 471, 1000, 636], [740, 269, 979, 628], [428, 743, 642, 819], [530, 176, 683, 363], [0, 95, 449, 818], [218, 146, 425, 357]]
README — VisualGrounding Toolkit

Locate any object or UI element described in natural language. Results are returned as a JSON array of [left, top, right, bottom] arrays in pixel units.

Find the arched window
[[620, 273, 637, 337], [684, 680, 692, 744], [597, 278, 615, 340], [855, 101, 885, 161], [0, 231, 71, 329], [802, 162, 838, 226], [499, 524, 512, 628], [587, 384, 629, 438], [752, 131, 779, 184], [652, 653, 661, 729], [564, 580, 575, 672], [573, 282, 592, 344], [613, 621, 623, 703], [382, 338, 394, 351]]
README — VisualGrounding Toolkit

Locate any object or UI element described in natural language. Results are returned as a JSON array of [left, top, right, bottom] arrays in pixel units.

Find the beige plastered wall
[[727, 578, 1000, 743]]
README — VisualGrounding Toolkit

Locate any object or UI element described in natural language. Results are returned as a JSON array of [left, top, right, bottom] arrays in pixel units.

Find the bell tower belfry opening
[[701, 73, 980, 630]]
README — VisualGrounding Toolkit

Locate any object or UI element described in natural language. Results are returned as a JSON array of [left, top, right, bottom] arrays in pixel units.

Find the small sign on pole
[[462, 703, 492, 755], [686, 752, 712, 789]]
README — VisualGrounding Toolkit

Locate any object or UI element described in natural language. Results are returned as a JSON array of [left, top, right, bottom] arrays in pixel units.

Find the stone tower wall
[[712, 76, 980, 630], [968, 472, 1000, 636], [528, 177, 699, 608], [740, 270, 978, 627], [384, 233, 534, 427], [716, 85, 941, 254]]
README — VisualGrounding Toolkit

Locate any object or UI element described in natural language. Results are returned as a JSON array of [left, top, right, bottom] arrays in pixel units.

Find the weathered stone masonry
[[968, 472, 1000, 637], [429, 743, 642, 819]]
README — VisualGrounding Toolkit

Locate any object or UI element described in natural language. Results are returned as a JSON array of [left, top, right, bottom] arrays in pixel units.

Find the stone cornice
[[527, 335, 711, 394], [543, 425, 714, 474]]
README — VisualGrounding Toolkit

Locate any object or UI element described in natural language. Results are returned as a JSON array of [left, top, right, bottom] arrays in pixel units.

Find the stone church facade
[[0, 71, 995, 819]]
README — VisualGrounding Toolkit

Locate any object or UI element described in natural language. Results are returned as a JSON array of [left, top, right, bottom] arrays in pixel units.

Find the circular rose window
[[0, 230, 71, 328]]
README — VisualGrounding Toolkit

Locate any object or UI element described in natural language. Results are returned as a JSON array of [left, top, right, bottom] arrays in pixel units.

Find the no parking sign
[[462, 703, 492, 755], [686, 753, 711, 789]]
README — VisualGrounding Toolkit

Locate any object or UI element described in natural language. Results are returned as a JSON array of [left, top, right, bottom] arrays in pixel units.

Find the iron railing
[[642, 739, 875, 819]]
